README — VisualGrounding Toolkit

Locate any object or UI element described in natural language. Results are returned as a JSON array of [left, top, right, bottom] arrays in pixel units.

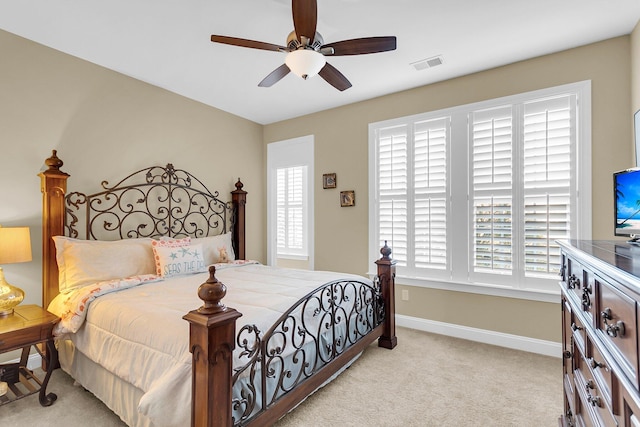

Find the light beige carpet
[[0, 327, 561, 426]]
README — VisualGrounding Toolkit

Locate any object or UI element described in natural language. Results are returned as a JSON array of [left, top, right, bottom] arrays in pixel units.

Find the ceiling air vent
[[411, 55, 444, 71]]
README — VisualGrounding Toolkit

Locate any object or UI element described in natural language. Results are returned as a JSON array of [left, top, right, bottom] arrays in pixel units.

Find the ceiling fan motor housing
[[287, 31, 324, 51]]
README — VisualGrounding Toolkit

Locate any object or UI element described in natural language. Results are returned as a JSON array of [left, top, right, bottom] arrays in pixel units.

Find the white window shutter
[[276, 165, 307, 256], [413, 119, 448, 269], [522, 95, 574, 278], [471, 106, 513, 275], [369, 81, 588, 296], [378, 125, 409, 265]]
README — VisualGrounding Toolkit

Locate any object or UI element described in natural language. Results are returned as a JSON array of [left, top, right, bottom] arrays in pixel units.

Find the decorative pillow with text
[[152, 243, 206, 278]]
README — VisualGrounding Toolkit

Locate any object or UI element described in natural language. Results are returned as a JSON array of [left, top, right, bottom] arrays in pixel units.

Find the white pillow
[[152, 243, 207, 278], [53, 236, 156, 293], [193, 232, 236, 264]]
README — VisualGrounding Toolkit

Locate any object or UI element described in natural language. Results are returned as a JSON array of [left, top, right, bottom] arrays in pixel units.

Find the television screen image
[[615, 168, 640, 240]]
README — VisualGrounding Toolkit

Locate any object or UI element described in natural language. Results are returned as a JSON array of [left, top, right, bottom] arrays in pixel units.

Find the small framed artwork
[[323, 173, 337, 189], [340, 190, 355, 207]]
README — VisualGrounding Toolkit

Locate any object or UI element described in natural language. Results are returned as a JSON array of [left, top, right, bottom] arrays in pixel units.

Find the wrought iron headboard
[[64, 163, 233, 241], [40, 150, 248, 310]]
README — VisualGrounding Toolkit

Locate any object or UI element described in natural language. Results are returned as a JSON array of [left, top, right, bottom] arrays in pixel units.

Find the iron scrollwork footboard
[[231, 277, 384, 425]]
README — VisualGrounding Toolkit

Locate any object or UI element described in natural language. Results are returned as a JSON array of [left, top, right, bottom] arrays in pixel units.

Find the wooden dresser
[[558, 240, 640, 426]]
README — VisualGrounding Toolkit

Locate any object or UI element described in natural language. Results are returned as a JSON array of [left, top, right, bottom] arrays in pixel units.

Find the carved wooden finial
[[45, 150, 64, 171], [235, 178, 244, 191], [197, 266, 227, 314], [380, 241, 392, 260]]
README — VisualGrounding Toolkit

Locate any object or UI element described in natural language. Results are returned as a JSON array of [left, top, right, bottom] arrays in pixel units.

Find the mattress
[[49, 263, 373, 427]]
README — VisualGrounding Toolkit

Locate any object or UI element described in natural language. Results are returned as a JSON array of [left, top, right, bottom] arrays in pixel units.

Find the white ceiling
[[1, 0, 640, 125]]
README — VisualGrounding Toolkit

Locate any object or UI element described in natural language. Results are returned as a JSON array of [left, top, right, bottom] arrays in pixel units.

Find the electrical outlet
[[401, 289, 409, 301]]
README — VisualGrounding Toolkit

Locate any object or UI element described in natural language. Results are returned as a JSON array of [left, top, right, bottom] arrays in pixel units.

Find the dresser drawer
[[565, 257, 585, 302], [575, 351, 617, 427], [587, 336, 616, 415], [622, 385, 640, 427], [597, 278, 638, 388], [571, 311, 587, 355]]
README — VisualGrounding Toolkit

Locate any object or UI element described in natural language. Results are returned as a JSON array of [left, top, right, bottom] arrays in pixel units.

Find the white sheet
[[49, 263, 373, 427]]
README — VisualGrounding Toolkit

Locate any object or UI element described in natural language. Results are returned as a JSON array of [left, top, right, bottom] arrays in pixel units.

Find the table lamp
[[0, 226, 32, 316]]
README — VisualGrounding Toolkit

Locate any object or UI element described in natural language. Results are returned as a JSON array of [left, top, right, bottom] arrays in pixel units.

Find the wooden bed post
[[39, 150, 69, 310], [376, 242, 397, 349], [184, 266, 242, 427], [231, 179, 247, 261]]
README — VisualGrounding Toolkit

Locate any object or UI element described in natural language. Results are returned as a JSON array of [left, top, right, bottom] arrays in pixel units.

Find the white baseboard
[[396, 314, 561, 358]]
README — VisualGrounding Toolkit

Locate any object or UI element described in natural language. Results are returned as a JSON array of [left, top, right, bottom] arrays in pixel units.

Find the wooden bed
[[39, 150, 397, 427]]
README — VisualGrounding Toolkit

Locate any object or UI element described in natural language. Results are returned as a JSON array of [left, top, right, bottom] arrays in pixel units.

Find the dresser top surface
[[559, 239, 640, 284]]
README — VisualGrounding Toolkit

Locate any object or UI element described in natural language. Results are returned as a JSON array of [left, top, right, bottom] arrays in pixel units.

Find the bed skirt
[[57, 339, 152, 427], [57, 338, 362, 427]]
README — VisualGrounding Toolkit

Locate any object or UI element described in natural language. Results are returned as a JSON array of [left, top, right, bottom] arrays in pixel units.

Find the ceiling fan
[[211, 0, 397, 91]]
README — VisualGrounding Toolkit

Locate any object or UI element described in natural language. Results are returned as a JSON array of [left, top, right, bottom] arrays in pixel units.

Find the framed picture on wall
[[340, 190, 355, 207], [323, 173, 337, 189]]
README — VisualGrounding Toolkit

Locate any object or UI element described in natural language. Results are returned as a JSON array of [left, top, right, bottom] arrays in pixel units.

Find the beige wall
[[632, 21, 640, 115], [264, 36, 634, 343], [0, 30, 266, 314]]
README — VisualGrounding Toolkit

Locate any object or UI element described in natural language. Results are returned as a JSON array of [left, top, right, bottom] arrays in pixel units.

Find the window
[[276, 165, 307, 257], [369, 81, 591, 299], [267, 136, 314, 268]]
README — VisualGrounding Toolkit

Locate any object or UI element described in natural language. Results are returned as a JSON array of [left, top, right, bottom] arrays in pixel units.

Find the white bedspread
[[49, 263, 371, 427]]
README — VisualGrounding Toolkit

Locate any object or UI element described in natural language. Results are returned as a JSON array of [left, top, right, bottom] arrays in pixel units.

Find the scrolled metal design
[[231, 279, 384, 425], [232, 325, 262, 423], [64, 164, 230, 240]]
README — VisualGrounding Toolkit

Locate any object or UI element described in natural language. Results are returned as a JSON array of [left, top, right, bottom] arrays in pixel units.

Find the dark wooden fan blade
[[318, 63, 352, 91], [322, 36, 397, 56], [292, 0, 317, 43], [211, 35, 286, 52], [258, 64, 291, 87]]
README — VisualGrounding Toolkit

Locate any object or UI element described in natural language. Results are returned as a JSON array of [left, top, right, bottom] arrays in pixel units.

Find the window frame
[[267, 135, 314, 267], [368, 81, 591, 302]]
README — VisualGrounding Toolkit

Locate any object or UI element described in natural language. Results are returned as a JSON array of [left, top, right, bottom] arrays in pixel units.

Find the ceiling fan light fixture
[[285, 49, 326, 80]]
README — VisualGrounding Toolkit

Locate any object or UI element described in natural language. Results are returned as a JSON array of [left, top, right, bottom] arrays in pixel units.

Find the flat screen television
[[615, 168, 640, 241]]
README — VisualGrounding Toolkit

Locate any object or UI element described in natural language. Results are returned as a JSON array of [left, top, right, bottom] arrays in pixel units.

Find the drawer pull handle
[[582, 290, 591, 311], [563, 350, 573, 359], [571, 322, 583, 332], [587, 393, 602, 408], [568, 274, 580, 289], [590, 358, 605, 369], [601, 307, 626, 338], [586, 379, 595, 390]]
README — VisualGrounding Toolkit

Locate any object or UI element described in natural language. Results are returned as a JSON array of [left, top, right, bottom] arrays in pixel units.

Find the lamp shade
[[0, 226, 32, 264], [285, 49, 326, 80]]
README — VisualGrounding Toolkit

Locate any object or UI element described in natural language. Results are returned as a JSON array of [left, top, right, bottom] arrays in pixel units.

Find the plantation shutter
[[378, 125, 409, 266], [522, 95, 574, 278], [371, 81, 588, 294], [471, 106, 513, 274], [377, 118, 448, 270], [413, 119, 448, 269], [276, 166, 307, 256]]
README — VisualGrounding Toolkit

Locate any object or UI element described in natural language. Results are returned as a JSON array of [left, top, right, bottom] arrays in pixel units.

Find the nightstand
[[0, 304, 58, 407]]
